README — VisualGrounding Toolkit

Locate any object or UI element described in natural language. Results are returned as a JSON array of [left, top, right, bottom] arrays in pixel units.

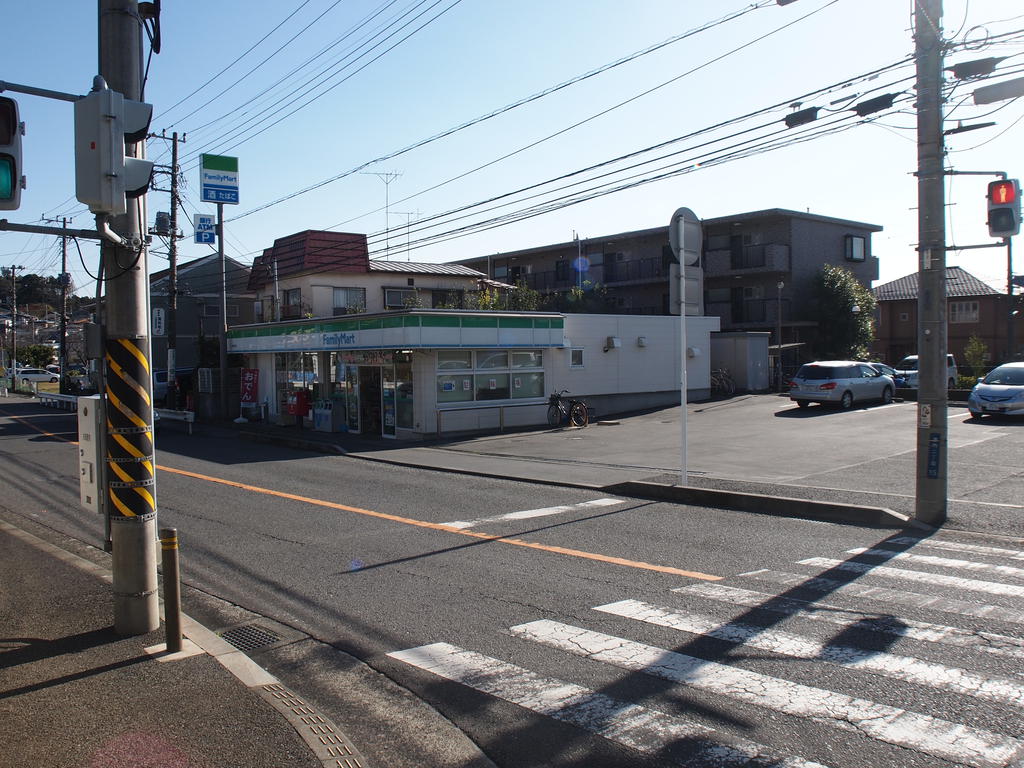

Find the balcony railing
[[705, 244, 790, 277], [603, 257, 665, 284]]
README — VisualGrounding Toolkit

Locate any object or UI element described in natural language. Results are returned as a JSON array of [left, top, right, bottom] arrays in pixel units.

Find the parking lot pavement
[[368, 394, 1024, 536]]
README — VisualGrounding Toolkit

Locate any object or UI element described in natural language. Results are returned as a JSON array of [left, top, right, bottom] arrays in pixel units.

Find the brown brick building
[[872, 266, 1023, 368]]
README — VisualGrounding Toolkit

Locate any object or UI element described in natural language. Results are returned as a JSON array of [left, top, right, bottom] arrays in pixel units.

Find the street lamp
[[776, 281, 785, 393]]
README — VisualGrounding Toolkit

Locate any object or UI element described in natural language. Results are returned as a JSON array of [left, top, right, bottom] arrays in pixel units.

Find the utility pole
[[6, 264, 23, 371], [914, 0, 948, 526], [59, 219, 68, 388], [99, 0, 160, 635], [150, 130, 184, 406], [1008, 239, 1016, 359], [42, 216, 70, 392]]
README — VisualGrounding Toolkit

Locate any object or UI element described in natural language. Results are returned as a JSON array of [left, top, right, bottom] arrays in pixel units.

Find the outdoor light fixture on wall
[[603, 336, 621, 353]]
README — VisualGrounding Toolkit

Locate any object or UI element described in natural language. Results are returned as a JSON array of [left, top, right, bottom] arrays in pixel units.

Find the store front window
[[436, 349, 543, 404]]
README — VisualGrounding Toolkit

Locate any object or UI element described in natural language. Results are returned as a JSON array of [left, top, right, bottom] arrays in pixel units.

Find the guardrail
[[436, 401, 546, 438], [155, 408, 195, 435], [37, 392, 79, 410], [32, 391, 195, 434]]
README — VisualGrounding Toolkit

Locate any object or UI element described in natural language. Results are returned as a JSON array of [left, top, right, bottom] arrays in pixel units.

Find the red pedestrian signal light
[[991, 180, 1017, 205], [987, 178, 1021, 237]]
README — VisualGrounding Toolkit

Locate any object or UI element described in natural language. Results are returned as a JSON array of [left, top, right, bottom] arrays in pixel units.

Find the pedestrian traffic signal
[[0, 96, 25, 211], [987, 178, 1021, 238], [74, 77, 153, 216]]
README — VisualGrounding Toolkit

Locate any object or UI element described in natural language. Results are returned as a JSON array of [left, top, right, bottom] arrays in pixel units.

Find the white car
[[893, 354, 958, 389], [15, 368, 59, 384]]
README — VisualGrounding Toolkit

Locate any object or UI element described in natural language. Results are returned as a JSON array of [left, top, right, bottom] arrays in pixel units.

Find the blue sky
[[3, 0, 1023, 299]]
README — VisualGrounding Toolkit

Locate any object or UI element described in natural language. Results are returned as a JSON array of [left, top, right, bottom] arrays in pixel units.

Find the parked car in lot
[[967, 362, 1024, 418], [863, 361, 907, 388], [153, 368, 194, 406], [789, 360, 895, 410], [15, 367, 59, 384], [893, 353, 958, 389]]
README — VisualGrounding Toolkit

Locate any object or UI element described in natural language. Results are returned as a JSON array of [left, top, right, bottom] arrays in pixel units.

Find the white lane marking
[[740, 569, 1024, 625], [847, 547, 1024, 580], [672, 582, 1024, 659], [886, 536, 1024, 562], [442, 497, 622, 529], [798, 557, 1024, 598], [594, 599, 1024, 708], [388, 642, 829, 768], [510, 620, 1024, 768]]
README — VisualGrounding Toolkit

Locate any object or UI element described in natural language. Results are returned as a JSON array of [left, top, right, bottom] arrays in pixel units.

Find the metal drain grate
[[218, 623, 283, 652]]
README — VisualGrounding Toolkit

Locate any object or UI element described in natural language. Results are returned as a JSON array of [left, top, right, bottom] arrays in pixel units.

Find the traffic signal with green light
[[0, 96, 25, 211], [988, 179, 1021, 238]]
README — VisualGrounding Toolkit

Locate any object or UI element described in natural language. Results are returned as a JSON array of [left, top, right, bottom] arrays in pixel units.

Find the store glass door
[[358, 366, 382, 436]]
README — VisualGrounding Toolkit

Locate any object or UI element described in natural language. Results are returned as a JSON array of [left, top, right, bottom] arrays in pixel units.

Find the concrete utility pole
[[914, 0, 948, 526], [59, 219, 68, 387], [1008, 238, 1016, 359], [150, 130, 183, 406], [7, 264, 23, 372], [99, 0, 159, 634], [42, 217, 70, 391]]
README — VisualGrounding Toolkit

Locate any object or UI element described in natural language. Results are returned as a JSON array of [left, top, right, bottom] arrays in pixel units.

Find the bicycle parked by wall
[[547, 389, 589, 427], [710, 368, 736, 397]]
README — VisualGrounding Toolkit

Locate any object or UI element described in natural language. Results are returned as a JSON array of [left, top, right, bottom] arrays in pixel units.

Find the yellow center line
[[0, 406, 721, 581], [158, 465, 721, 581]]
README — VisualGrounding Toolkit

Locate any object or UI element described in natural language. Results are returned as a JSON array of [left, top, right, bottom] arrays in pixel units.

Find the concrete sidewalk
[[0, 518, 364, 768]]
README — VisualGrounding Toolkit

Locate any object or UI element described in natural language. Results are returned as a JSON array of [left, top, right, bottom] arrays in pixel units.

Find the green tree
[[963, 334, 988, 378], [543, 281, 616, 313], [810, 264, 876, 360], [18, 344, 56, 368]]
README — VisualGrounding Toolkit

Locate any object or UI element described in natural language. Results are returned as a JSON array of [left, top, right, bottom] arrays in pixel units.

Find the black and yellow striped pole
[[160, 528, 182, 653], [107, 333, 159, 635]]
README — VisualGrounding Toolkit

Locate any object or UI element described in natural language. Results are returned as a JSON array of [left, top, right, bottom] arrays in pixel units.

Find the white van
[[894, 354, 958, 389]]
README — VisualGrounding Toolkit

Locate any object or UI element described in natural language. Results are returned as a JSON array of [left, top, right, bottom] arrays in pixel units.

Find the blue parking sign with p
[[194, 214, 216, 244]]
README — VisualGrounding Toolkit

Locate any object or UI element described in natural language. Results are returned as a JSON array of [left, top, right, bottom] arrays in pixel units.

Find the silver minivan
[[789, 360, 895, 410]]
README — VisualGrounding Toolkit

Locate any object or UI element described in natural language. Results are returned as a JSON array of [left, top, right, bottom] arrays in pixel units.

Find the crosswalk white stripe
[[595, 599, 1024, 708], [441, 497, 622, 529], [388, 642, 830, 768], [740, 569, 1024, 625], [672, 582, 1024, 659], [798, 557, 1024, 598], [887, 536, 1024, 561], [847, 547, 1024, 580], [509, 620, 1024, 768]]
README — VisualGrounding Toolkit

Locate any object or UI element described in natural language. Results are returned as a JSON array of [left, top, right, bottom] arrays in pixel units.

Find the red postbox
[[286, 390, 310, 417]]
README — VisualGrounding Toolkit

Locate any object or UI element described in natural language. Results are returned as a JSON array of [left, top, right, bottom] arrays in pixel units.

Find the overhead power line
[[226, 0, 841, 224]]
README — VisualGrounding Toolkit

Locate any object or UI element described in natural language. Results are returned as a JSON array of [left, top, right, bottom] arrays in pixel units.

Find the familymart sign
[[200, 154, 239, 204]]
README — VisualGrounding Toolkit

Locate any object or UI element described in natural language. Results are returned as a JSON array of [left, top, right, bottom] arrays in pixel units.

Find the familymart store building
[[227, 309, 718, 440]]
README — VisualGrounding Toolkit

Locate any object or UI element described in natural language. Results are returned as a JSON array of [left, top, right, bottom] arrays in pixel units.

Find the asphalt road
[[3, 399, 1024, 768]]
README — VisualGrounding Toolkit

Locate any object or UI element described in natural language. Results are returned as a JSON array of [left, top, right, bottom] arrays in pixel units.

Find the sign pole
[[669, 207, 702, 486], [217, 202, 229, 420]]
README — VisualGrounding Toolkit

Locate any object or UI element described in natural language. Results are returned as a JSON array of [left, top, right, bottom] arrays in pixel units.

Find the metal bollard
[[159, 528, 183, 653]]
